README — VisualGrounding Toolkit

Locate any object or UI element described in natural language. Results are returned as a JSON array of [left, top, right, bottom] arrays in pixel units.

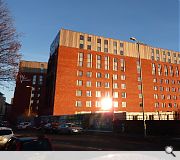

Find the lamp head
[[130, 37, 137, 41]]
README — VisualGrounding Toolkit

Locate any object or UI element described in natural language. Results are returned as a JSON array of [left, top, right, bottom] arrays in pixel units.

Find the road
[[14, 130, 180, 151]]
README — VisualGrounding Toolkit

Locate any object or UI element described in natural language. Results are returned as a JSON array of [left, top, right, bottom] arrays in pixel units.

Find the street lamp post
[[130, 37, 146, 137], [26, 86, 33, 117]]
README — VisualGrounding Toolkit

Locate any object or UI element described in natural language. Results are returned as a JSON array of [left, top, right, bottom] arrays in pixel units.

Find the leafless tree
[[0, 0, 21, 82]]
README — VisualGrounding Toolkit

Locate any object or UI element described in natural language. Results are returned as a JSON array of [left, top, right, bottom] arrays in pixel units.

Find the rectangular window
[[164, 65, 168, 76], [104, 56, 109, 70], [121, 84, 126, 89], [86, 71, 92, 78], [76, 90, 82, 96], [77, 70, 83, 77], [105, 82, 110, 88], [120, 59, 125, 72], [86, 91, 92, 97], [138, 85, 142, 90], [76, 101, 82, 107], [87, 37, 91, 42], [76, 80, 83, 86], [121, 75, 126, 80], [97, 38, 101, 52], [114, 101, 118, 108], [95, 101, 101, 107], [169, 66, 174, 76], [158, 64, 162, 76], [86, 101, 92, 107], [87, 45, 91, 50], [104, 40, 108, 53], [121, 92, 126, 98], [96, 81, 101, 87], [87, 53, 92, 68], [77, 52, 83, 67], [96, 72, 102, 78], [105, 73, 110, 79], [113, 74, 118, 80], [113, 83, 118, 89], [122, 102, 126, 108], [151, 48, 154, 60], [113, 92, 119, 98], [105, 91, 110, 97], [86, 81, 91, 87], [152, 63, 156, 75], [113, 41, 117, 54], [113, 58, 118, 71], [175, 67, 179, 77], [154, 94, 158, 99], [96, 55, 101, 69], [96, 91, 101, 97], [32, 75, 36, 85]]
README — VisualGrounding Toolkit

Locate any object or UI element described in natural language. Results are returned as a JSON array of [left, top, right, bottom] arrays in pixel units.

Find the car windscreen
[[0, 129, 12, 135]]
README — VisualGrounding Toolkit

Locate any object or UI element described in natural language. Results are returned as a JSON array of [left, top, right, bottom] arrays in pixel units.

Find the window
[[86, 91, 92, 97], [114, 101, 118, 108], [87, 53, 92, 68], [86, 101, 92, 107], [96, 91, 101, 97], [32, 75, 36, 85], [96, 81, 101, 87], [76, 101, 82, 107], [159, 79, 163, 84], [171, 80, 175, 84], [77, 70, 83, 77], [163, 51, 166, 62], [113, 83, 118, 89], [166, 87, 170, 92], [96, 55, 101, 69], [96, 72, 102, 78], [167, 95, 171, 100], [164, 65, 168, 76], [120, 43, 124, 48], [139, 94, 142, 98], [154, 94, 158, 99], [86, 71, 92, 78], [104, 40, 108, 53], [169, 66, 174, 76], [162, 103, 166, 108], [113, 41, 117, 54], [86, 81, 91, 87], [161, 94, 165, 100], [76, 90, 82, 96], [121, 92, 126, 98], [168, 103, 172, 108], [151, 48, 154, 60], [122, 102, 126, 108], [156, 50, 160, 61], [95, 101, 101, 107], [175, 66, 179, 77], [153, 78, 157, 83], [104, 56, 109, 70], [79, 44, 84, 49], [113, 58, 118, 71], [153, 86, 158, 91], [157, 64, 162, 75], [105, 91, 110, 97], [120, 51, 124, 55], [165, 79, 169, 84], [121, 84, 126, 89], [105, 82, 110, 88], [172, 95, 177, 100], [77, 80, 83, 86], [120, 59, 125, 72], [39, 75, 43, 85], [87, 37, 91, 42], [105, 73, 110, 79], [87, 45, 91, 50], [152, 63, 156, 75], [154, 102, 159, 108], [113, 74, 118, 80], [113, 92, 119, 98], [159, 86, 164, 91], [121, 75, 126, 80], [97, 38, 101, 51], [77, 52, 83, 67], [174, 103, 178, 108], [138, 77, 141, 82], [80, 35, 84, 40], [138, 85, 142, 90]]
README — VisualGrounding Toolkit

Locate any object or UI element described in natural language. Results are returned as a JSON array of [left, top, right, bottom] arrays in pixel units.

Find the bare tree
[[0, 0, 21, 82]]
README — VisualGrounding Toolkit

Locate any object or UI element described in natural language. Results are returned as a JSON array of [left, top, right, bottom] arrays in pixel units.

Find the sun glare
[[101, 98, 112, 110]]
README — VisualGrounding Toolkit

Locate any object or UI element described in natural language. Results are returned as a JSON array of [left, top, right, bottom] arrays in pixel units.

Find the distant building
[[12, 60, 48, 121], [0, 92, 6, 120], [46, 29, 180, 120]]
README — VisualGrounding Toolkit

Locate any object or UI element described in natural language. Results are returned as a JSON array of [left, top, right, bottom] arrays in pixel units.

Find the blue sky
[[0, 0, 179, 103]]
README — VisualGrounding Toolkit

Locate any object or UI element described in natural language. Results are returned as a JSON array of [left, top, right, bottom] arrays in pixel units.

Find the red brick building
[[12, 61, 48, 120], [46, 29, 180, 120]]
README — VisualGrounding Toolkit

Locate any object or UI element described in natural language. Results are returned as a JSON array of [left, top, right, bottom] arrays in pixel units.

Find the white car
[[0, 127, 14, 148], [17, 122, 32, 129]]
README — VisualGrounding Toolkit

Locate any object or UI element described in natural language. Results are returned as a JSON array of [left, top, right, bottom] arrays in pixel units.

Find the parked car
[[17, 122, 32, 130], [56, 123, 83, 134], [0, 127, 14, 149], [4, 135, 52, 151]]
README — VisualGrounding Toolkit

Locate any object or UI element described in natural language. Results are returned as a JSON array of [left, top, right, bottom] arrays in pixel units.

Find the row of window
[[78, 53, 126, 71], [151, 49, 180, 64], [77, 70, 126, 80], [153, 78, 180, 85], [154, 102, 178, 108], [79, 35, 124, 54], [154, 94, 179, 100], [76, 90, 127, 98], [153, 86, 180, 92], [152, 63, 179, 76], [75, 100, 126, 108], [32, 75, 44, 85]]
